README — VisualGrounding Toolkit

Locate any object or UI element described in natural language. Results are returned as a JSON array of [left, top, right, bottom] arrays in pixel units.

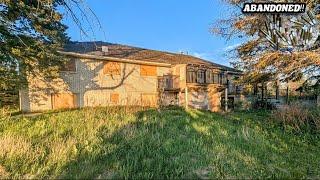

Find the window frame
[[186, 68, 197, 83], [196, 69, 206, 84], [60, 59, 77, 73]]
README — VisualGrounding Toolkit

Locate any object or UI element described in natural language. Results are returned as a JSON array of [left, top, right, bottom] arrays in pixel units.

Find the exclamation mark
[[301, 4, 305, 12]]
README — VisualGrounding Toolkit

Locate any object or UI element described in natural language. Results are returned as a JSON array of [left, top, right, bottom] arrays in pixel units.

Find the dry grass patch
[[272, 103, 320, 133]]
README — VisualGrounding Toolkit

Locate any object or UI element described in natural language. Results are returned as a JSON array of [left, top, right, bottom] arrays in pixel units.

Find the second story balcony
[[228, 85, 243, 95], [158, 75, 180, 91], [186, 66, 228, 86]]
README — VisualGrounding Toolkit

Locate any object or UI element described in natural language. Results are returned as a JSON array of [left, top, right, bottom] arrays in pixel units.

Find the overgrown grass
[[0, 106, 319, 179], [272, 104, 320, 134]]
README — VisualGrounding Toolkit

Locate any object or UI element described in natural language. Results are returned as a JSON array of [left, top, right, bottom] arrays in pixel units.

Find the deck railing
[[228, 85, 243, 95], [158, 75, 180, 91]]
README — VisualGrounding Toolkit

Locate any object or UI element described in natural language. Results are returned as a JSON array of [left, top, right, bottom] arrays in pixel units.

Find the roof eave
[[59, 51, 172, 67]]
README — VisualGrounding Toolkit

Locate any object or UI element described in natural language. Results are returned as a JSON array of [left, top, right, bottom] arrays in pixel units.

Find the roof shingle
[[64, 41, 241, 72]]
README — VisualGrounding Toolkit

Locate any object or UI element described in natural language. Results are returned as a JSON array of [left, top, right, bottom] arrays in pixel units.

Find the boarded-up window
[[61, 59, 76, 72], [140, 65, 157, 76], [52, 93, 77, 109], [110, 93, 119, 104], [219, 73, 227, 85], [187, 69, 196, 83], [213, 73, 219, 84], [141, 93, 157, 107], [196, 70, 206, 84], [103, 62, 121, 75]]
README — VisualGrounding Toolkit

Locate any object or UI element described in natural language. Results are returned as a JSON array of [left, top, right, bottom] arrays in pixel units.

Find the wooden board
[[52, 93, 77, 109], [141, 93, 157, 107], [110, 93, 119, 104], [140, 65, 157, 76], [103, 62, 121, 75]]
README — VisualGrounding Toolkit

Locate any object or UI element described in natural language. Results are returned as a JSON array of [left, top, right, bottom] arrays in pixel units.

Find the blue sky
[[63, 0, 242, 66]]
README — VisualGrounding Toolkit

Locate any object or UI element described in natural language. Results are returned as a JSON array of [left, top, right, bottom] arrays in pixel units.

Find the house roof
[[64, 41, 241, 73]]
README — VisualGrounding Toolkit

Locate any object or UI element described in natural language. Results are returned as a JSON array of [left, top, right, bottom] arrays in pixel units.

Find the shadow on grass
[[58, 107, 212, 179], [52, 107, 320, 179]]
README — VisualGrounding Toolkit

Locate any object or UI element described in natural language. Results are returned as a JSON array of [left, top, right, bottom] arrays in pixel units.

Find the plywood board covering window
[[141, 93, 157, 107], [110, 93, 119, 104], [52, 93, 77, 109], [103, 62, 121, 75], [140, 65, 157, 76]]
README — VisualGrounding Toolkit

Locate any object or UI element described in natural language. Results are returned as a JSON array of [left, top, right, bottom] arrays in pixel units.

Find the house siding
[[20, 57, 241, 112], [20, 58, 171, 112]]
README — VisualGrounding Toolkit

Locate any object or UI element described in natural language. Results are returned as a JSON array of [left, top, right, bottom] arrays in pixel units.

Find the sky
[[62, 0, 243, 67]]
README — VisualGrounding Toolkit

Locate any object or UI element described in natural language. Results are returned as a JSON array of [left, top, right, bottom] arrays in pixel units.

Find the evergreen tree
[[0, 0, 71, 91]]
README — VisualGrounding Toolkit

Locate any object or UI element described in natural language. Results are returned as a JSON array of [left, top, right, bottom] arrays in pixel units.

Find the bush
[[0, 107, 11, 121], [252, 99, 276, 110], [272, 103, 320, 133]]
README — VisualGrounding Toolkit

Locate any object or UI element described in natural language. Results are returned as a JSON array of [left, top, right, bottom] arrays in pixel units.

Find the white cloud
[[190, 51, 232, 66], [192, 52, 210, 59], [224, 43, 241, 51]]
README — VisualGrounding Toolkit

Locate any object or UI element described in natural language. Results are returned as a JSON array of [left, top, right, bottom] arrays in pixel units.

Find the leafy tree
[[0, 0, 102, 105], [0, 0, 71, 91], [214, 0, 320, 87]]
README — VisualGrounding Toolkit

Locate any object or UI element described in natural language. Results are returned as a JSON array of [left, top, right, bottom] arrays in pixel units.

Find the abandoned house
[[19, 41, 243, 112]]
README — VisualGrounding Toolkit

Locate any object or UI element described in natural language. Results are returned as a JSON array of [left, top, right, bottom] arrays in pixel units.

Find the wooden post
[[185, 87, 188, 109], [286, 84, 289, 104], [178, 91, 181, 106], [19, 90, 22, 111], [275, 80, 279, 100], [265, 84, 268, 99], [225, 87, 228, 112], [254, 83, 258, 97], [261, 83, 264, 101], [265, 84, 268, 107]]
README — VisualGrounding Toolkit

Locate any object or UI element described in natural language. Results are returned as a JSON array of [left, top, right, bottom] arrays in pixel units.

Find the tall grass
[[272, 104, 320, 133], [0, 106, 319, 178]]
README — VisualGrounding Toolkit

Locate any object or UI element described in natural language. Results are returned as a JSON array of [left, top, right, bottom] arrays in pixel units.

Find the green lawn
[[0, 106, 319, 179]]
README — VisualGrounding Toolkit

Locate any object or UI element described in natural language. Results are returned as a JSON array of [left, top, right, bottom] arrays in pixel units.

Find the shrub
[[252, 99, 276, 110], [0, 106, 11, 121], [272, 103, 320, 133]]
